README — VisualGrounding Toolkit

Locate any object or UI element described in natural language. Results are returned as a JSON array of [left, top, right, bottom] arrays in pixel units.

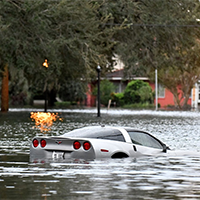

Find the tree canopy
[[1, 0, 200, 110], [0, 0, 124, 106], [114, 0, 200, 108]]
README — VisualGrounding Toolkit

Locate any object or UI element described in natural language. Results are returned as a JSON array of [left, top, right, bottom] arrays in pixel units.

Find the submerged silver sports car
[[30, 126, 170, 161]]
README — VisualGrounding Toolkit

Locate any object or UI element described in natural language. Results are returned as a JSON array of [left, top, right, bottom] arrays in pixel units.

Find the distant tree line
[[0, 0, 200, 111]]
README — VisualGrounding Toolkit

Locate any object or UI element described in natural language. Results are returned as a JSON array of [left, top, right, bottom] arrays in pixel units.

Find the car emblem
[[56, 141, 62, 144]]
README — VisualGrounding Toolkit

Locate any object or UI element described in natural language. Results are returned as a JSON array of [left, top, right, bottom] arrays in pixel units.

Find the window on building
[[113, 81, 126, 93], [158, 84, 165, 98]]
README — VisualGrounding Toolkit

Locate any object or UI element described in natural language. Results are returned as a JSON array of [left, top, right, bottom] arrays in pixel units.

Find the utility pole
[[96, 65, 101, 117], [155, 68, 158, 111], [43, 59, 49, 112]]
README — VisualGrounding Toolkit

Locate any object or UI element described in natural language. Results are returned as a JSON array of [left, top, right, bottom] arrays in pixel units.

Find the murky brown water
[[0, 108, 200, 200]]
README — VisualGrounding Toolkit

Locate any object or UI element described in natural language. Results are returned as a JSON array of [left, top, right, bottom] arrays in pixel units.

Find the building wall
[[150, 83, 191, 108], [150, 83, 173, 108], [86, 81, 192, 108], [85, 84, 96, 107]]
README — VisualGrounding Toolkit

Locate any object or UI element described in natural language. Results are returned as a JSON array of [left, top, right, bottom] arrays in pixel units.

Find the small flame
[[30, 112, 62, 132], [43, 59, 48, 68]]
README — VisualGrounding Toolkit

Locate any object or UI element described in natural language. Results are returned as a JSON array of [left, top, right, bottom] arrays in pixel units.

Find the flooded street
[[0, 108, 200, 200]]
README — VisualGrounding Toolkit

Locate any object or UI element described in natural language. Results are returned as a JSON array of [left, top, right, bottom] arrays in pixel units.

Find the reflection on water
[[0, 109, 200, 199]]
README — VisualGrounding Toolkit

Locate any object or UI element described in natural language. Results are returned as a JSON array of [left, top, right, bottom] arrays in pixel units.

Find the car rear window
[[64, 127, 125, 142]]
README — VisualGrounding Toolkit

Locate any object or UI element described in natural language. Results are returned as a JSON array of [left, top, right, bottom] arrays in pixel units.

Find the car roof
[[62, 126, 146, 142], [63, 126, 123, 137], [64, 126, 144, 134]]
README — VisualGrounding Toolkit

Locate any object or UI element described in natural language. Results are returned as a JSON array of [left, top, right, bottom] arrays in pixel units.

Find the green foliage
[[55, 101, 71, 108], [1, 0, 200, 110], [122, 103, 155, 109], [138, 85, 154, 104], [93, 79, 116, 106], [58, 80, 87, 102], [0, 0, 120, 106], [111, 92, 124, 107], [124, 80, 153, 104], [114, 0, 200, 109], [116, 0, 200, 73], [111, 80, 154, 107]]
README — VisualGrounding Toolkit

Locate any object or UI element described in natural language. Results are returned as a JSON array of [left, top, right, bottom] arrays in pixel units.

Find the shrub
[[93, 79, 116, 106], [124, 80, 154, 104], [111, 92, 124, 107], [55, 101, 71, 108]]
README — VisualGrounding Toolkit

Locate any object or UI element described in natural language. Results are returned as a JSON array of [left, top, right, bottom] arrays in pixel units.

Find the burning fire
[[43, 59, 48, 68], [30, 112, 62, 132]]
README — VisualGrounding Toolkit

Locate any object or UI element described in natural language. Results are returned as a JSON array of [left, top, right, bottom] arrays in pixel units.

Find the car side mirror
[[162, 144, 170, 153]]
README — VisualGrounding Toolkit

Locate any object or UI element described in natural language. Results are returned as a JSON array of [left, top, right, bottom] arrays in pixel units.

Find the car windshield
[[63, 127, 125, 142], [127, 131, 163, 149]]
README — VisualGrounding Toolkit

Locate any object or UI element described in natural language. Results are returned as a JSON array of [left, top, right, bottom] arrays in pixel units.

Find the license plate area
[[52, 151, 64, 159]]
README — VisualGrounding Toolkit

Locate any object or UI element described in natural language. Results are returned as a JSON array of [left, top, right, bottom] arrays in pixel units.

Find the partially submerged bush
[[124, 80, 154, 104], [55, 101, 71, 108]]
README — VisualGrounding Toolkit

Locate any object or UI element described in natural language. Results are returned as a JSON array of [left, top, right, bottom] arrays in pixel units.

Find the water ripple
[[1, 110, 200, 199]]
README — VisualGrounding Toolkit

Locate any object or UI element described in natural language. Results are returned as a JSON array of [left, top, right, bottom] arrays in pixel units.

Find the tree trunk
[[182, 93, 190, 110], [1, 63, 9, 112], [48, 88, 57, 107]]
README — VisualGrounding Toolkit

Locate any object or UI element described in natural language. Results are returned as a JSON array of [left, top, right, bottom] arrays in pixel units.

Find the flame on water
[[30, 112, 62, 132]]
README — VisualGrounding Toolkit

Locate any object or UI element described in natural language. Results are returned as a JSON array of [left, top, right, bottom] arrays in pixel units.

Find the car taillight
[[40, 139, 47, 148], [33, 139, 39, 148], [73, 141, 81, 150], [83, 142, 91, 150]]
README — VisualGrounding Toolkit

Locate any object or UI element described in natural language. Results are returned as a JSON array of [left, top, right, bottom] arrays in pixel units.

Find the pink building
[[86, 69, 191, 108]]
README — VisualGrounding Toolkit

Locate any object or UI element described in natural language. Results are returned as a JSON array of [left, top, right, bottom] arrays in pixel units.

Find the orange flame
[[43, 59, 48, 68], [30, 112, 62, 132]]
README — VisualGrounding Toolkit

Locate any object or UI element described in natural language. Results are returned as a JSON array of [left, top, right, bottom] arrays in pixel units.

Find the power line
[[105, 23, 200, 28]]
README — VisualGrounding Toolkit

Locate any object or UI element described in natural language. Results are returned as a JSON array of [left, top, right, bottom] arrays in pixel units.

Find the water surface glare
[[0, 109, 200, 200]]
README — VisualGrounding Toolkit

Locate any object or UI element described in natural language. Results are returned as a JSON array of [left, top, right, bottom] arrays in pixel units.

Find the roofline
[[106, 77, 149, 81]]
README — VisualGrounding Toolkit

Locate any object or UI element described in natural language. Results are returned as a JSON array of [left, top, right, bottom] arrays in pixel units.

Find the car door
[[127, 130, 166, 155]]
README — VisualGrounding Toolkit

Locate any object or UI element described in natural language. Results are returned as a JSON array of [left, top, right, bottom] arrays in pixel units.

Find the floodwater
[[0, 108, 200, 200]]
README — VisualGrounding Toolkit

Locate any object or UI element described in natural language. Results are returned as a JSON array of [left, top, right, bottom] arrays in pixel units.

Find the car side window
[[97, 132, 125, 142], [94, 129, 125, 142], [128, 131, 163, 149]]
